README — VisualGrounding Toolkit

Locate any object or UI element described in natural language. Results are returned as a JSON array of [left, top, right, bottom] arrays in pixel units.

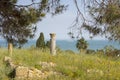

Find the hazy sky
[[35, 11, 76, 40], [0, 0, 106, 40], [35, 0, 78, 40]]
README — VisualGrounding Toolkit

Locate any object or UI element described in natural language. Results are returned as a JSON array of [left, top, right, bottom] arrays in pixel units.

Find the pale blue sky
[[0, 0, 106, 40]]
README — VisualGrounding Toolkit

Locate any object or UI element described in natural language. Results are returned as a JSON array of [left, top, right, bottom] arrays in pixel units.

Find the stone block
[[15, 66, 29, 78]]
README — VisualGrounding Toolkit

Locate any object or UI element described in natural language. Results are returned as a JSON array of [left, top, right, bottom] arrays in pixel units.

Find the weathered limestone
[[4, 56, 16, 68], [4, 56, 12, 62], [50, 33, 56, 55], [15, 62, 57, 79], [3, 57, 58, 79], [16, 66, 29, 78], [28, 68, 46, 79], [39, 61, 56, 69], [8, 43, 13, 56], [87, 69, 104, 76]]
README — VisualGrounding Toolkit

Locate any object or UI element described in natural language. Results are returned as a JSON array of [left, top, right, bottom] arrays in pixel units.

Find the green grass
[[0, 48, 120, 80]]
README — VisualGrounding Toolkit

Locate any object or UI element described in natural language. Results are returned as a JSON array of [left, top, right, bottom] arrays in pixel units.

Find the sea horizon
[[0, 39, 120, 52]]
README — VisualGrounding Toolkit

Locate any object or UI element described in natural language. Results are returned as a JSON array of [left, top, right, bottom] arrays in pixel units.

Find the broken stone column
[[8, 43, 13, 56], [50, 33, 56, 55]]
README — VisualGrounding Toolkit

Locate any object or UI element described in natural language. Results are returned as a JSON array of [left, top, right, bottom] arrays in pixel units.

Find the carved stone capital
[[50, 33, 56, 39]]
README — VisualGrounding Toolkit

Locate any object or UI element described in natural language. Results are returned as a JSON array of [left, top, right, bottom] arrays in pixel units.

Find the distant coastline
[[0, 39, 120, 51]]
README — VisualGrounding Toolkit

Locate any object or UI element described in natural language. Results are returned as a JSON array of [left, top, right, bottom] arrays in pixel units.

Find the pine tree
[[69, 0, 120, 42], [0, 0, 67, 47], [36, 32, 45, 48]]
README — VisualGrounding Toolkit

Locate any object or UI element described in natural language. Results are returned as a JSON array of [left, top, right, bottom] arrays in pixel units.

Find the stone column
[[50, 33, 56, 55]]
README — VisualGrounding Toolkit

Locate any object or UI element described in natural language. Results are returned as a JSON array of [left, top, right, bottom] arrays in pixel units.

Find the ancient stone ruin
[[50, 33, 56, 55], [3, 56, 58, 79]]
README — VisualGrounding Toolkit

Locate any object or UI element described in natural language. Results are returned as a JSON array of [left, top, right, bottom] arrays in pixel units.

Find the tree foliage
[[0, 0, 67, 47], [46, 41, 50, 48], [86, 0, 120, 41], [76, 37, 88, 50], [36, 32, 45, 48], [69, 0, 120, 42], [1, 0, 120, 47]]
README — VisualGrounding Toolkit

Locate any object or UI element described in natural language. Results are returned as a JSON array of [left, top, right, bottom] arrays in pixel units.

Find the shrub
[[104, 45, 119, 57], [64, 50, 75, 54], [46, 41, 50, 48], [76, 38, 88, 50], [36, 32, 45, 48], [86, 49, 95, 54]]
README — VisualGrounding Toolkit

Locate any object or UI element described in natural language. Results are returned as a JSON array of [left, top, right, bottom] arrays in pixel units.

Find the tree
[[36, 32, 45, 48], [76, 37, 88, 53], [0, 0, 67, 47], [69, 0, 120, 42], [46, 41, 50, 48], [1, 0, 120, 47], [87, 0, 120, 41]]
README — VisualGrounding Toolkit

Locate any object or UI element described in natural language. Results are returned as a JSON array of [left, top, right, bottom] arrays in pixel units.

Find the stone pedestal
[[50, 33, 56, 55]]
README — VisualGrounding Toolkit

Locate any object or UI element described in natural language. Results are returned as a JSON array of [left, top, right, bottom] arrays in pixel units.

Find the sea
[[0, 39, 120, 52]]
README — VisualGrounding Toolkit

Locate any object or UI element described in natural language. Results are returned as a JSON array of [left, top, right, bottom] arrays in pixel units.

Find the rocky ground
[[4, 56, 60, 80]]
